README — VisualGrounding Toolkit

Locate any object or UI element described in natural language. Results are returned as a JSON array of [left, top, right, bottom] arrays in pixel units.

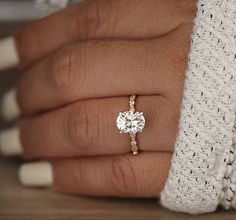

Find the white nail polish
[[19, 162, 53, 187], [1, 88, 21, 121], [0, 37, 19, 71], [0, 127, 22, 156]]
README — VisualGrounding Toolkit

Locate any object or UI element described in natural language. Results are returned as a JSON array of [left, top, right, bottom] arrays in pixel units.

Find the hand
[[0, 0, 196, 197]]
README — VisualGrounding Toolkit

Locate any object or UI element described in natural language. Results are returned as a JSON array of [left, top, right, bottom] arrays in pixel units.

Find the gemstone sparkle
[[116, 111, 145, 134]]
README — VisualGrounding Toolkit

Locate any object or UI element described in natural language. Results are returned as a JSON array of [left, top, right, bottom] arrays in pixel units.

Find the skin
[[12, 0, 196, 197]]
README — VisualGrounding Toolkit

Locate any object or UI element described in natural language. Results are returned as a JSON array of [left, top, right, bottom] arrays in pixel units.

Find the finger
[[0, 96, 180, 157], [16, 33, 188, 116], [2, 0, 195, 70], [19, 152, 172, 197]]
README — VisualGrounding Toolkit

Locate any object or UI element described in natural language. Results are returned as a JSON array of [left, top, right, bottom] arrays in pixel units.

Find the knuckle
[[76, 0, 116, 38], [66, 103, 102, 153], [49, 46, 77, 93], [110, 156, 138, 195]]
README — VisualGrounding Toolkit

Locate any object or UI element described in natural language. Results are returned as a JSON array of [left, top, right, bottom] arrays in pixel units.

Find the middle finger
[[17, 36, 187, 116]]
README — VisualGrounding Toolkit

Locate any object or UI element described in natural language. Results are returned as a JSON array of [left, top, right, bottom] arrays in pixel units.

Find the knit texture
[[219, 126, 236, 209], [160, 0, 236, 214]]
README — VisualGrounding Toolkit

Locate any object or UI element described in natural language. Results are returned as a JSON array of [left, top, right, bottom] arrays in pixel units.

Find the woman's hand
[[0, 0, 196, 197]]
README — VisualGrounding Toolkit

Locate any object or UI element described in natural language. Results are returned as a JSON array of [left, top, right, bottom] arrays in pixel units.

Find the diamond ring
[[116, 95, 145, 155]]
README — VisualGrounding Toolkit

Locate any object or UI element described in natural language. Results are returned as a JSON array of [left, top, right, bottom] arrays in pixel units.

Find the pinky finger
[[19, 152, 172, 197]]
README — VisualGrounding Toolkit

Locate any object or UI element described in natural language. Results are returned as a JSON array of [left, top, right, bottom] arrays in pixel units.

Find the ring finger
[[0, 96, 180, 158]]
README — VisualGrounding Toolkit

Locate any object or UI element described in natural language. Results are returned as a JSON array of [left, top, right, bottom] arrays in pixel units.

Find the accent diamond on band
[[116, 95, 145, 155]]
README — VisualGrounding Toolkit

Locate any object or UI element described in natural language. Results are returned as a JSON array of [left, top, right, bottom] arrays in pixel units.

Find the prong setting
[[116, 95, 145, 155]]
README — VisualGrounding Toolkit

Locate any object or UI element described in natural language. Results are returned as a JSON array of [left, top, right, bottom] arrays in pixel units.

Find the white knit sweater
[[160, 0, 236, 214]]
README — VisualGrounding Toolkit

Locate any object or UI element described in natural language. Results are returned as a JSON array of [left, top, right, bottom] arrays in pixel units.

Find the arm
[[161, 0, 236, 214]]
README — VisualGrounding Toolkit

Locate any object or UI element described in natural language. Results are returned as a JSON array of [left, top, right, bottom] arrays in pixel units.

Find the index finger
[[0, 0, 195, 70]]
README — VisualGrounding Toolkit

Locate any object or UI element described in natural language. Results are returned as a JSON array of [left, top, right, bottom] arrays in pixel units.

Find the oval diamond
[[116, 111, 145, 134]]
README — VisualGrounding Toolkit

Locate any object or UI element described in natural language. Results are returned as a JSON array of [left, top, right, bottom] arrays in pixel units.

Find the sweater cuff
[[219, 130, 236, 209], [160, 0, 236, 214]]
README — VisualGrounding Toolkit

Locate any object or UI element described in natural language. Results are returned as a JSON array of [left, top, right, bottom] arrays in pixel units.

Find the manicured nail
[[0, 37, 19, 71], [1, 88, 21, 121], [0, 127, 22, 156], [19, 162, 53, 187]]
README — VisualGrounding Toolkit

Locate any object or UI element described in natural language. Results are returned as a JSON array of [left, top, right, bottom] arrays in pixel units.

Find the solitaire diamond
[[116, 111, 145, 134]]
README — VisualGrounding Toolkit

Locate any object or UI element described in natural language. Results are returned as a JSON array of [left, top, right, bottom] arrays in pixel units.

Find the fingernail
[[1, 88, 21, 121], [0, 37, 19, 71], [19, 162, 53, 187], [0, 127, 22, 156]]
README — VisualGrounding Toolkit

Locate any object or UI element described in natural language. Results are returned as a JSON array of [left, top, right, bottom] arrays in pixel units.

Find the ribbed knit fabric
[[160, 0, 236, 214]]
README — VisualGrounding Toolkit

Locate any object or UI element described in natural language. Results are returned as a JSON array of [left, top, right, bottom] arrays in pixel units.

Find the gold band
[[129, 95, 139, 155]]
